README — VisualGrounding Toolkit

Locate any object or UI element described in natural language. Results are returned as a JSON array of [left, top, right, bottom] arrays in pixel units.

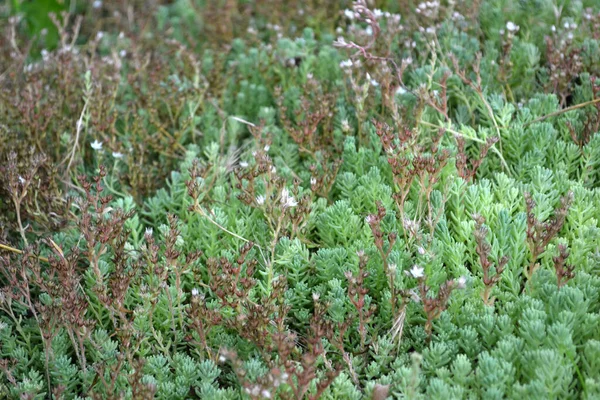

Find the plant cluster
[[1, 0, 600, 399]]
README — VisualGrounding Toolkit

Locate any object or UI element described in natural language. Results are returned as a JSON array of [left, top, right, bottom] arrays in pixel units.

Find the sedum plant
[[1, 0, 600, 399]]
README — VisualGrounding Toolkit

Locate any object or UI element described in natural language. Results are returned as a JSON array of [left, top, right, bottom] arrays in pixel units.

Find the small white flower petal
[[506, 21, 519, 32], [408, 265, 425, 279], [285, 197, 298, 208], [340, 59, 353, 68], [91, 140, 103, 151]]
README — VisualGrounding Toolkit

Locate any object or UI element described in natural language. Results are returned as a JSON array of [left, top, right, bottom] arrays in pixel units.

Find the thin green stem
[[419, 120, 510, 173], [525, 98, 600, 126]]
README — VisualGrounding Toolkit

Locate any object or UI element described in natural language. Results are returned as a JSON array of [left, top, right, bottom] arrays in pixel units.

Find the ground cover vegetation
[[1, 0, 600, 398]]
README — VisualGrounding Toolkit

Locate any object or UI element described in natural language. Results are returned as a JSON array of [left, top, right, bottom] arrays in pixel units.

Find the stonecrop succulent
[[1, 0, 599, 399]]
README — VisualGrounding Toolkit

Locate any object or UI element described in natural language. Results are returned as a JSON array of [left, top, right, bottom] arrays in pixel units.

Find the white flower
[[333, 36, 348, 47], [366, 73, 379, 87], [191, 288, 199, 296], [93, 0, 103, 8], [310, 177, 317, 186], [256, 195, 265, 205], [344, 9, 355, 19], [340, 59, 353, 69], [341, 119, 351, 132], [374, 9, 383, 18], [239, 161, 249, 168], [457, 276, 467, 289], [218, 354, 227, 363], [145, 227, 153, 236], [551, 25, 556, 32], [417, 246, 426, 255], [365, 26, 373, 35], [270, 166, 277, 174], [119, 50, 127, 57], [96, 31, 104, 40], [365, 215, 375, 224], [281, 188, 298, 208], [91, 140, 103, 151], [506, 21, 519, 32], [112, 152, 124, 159], [264, 145, 270, 152], [261, 390, 272, 399], [18, 176, 25, 184], [402, 217, 418, 231], [407, 265, 425, 279], [396, 86, 407, 95], [284, 193, 298, 208]]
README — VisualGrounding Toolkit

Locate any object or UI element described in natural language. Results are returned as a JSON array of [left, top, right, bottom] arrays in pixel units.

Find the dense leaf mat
[[1, 0, 600, 399]]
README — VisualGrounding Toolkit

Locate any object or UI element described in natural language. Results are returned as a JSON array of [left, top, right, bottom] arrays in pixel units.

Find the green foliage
[[1, 0, 600, 399]]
